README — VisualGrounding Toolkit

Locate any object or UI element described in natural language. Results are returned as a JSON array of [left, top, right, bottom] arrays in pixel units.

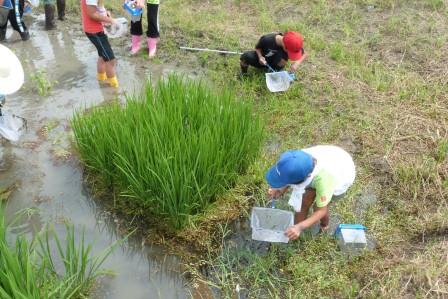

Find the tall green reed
[[72, 75, 264, 229], [0, 206, 119, 298]]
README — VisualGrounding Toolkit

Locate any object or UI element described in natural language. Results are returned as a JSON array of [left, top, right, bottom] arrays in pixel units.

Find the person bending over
[[240, 31, 307, 75], [265, 145, 356, 240]]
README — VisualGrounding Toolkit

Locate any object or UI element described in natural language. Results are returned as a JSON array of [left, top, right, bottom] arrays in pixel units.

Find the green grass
[[151, 0, 448, 297], [72, 75, 264, 230], [0, 206, 119, 298]]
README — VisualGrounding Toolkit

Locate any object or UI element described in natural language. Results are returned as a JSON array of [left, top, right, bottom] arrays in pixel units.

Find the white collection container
[[251, 207, 294, 243], [335, 224, 367, 253]]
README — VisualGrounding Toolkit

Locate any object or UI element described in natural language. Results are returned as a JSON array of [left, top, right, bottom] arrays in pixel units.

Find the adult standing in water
[[240, 31, 307, 75], [129, 0, 160, 58], [265, 145, 356, 240], [43, 0, 65, 29], [0, 0, 29, 41]]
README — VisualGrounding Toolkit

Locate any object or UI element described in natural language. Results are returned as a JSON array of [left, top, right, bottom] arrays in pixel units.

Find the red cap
[[283, 31, 303, 61]]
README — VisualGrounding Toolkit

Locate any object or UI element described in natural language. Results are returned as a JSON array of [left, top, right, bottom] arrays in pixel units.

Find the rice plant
[[72, 75, 264, 229], [0, 206, 119, 298], [30, 69, 54, 97]]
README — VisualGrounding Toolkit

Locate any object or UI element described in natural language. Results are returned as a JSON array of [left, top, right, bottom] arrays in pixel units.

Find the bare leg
[[105, 59, 116, 78], [97, 57, 106, 74], [294, 188, 316, 224]]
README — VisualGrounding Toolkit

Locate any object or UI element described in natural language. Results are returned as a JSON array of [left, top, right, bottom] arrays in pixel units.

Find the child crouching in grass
[[81, 0, 119, 88], [266, 145, 356, 241]]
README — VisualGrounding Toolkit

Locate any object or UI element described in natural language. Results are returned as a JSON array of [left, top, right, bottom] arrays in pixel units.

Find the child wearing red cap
[[265, 145, 356, 241], [81, 0, 119, 88], [240, 31, 307, 75]]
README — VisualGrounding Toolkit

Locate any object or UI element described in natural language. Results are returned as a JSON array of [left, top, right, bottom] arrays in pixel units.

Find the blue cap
[[265, 150, 314, 188]]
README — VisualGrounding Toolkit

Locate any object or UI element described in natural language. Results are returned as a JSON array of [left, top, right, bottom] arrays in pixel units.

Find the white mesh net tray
[[251, 207, 294, 243], [265, 71, 293, 93]]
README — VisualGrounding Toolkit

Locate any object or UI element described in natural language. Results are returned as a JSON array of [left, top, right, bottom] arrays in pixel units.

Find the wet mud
[[1, 15, 189, 299]]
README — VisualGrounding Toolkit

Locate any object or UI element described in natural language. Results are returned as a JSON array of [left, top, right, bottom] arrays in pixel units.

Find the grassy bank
[[66, 0, 447, 297], [154, 0, 447, 297]]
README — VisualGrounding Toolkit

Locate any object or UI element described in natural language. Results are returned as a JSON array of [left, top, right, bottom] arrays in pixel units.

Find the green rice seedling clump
[[0, 206, 118, 298], [72, 75, 264, 230]]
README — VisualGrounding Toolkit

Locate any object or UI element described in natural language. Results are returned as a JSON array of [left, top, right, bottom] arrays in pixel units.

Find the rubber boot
[[56, 0, 65, 20], [0, 28, 6, 41], [147, 37, 157, 58], [20, 30, 30, 41], [130, 35, 141, 55], [44, 4, 56, 30]]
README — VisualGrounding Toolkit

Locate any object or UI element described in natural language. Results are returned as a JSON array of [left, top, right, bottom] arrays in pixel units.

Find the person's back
[[303, 145, 356, 196]]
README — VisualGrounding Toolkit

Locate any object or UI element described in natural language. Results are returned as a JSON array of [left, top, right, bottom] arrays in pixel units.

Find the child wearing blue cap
[[266, 145, 356, 241]]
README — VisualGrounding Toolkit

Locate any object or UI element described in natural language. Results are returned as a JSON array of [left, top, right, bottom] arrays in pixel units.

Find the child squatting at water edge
[[266, 145, 356, 241]]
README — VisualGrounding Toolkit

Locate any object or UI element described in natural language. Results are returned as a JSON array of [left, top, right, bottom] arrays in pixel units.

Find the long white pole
[[179, 46, 243, 55]]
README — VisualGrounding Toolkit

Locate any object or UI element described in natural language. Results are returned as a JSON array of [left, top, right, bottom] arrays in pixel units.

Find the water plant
[[0, 206, 119, 298], [30, 69, 53, 97], [72, 75, 264, 229]]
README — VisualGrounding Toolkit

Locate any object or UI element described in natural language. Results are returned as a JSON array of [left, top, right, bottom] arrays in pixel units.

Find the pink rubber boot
[[130, 35, 141, 55], [147, 37, 158, 58]]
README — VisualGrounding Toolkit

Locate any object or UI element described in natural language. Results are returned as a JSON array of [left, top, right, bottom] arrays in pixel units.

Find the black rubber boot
[[0, 28, 6, 41], [44, 4, 56, 30], [20, 30, 30, 41], [56, 0, 65, 21]]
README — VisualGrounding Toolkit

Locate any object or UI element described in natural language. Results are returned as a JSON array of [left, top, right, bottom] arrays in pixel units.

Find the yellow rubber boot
[[97, 72, 107, 81], [107, 76, 119, 88]]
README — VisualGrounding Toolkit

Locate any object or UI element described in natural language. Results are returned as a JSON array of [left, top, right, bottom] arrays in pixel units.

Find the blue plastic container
[[123, 1, 142, 16]]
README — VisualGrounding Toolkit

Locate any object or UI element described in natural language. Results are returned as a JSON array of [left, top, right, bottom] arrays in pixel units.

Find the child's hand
[[107, 17, 117, 25], [285, 224, 302, 240], [268, 188, 282, 198], [268, 186, 288, 199]]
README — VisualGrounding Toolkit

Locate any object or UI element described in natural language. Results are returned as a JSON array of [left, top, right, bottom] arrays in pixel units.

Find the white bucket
[[265, 71, 293, 93], [251, 207, 294, 243]]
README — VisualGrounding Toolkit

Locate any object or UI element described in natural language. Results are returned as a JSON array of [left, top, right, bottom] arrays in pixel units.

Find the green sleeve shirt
[[147, 0, 159, 4], [310, 169, 337, 208]]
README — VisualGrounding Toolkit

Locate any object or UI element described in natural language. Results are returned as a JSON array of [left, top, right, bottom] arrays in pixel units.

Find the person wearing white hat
[[0, 0, 29, 41], [0, 44, 26, 141]]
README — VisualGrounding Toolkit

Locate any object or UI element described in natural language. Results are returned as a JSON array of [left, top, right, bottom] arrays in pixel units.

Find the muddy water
[[1, 15, 189, 299]]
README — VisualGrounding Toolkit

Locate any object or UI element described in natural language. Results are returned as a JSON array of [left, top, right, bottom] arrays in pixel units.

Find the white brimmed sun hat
[[0, 44, 24, 95]]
